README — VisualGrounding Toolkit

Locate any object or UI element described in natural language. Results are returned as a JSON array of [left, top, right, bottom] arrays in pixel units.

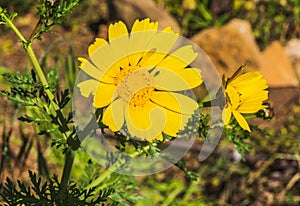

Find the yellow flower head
[[222, 66, 269, 131], [77, 18, 203, 141]]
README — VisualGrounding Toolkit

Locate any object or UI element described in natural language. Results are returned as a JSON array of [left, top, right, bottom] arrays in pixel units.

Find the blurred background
[[0, 0, 299, 205]]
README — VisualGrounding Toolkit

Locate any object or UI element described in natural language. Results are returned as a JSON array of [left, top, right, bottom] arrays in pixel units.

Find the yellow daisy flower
[[222, 66, 269, 131], [77, 18, 203, 141]]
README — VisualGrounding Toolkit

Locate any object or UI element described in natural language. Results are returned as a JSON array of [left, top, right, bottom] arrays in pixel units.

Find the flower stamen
[[116, 67, 154, 106]]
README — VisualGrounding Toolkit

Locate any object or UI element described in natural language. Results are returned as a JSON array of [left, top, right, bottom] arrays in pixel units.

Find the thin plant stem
[[199, 99, 219, 107], [59, 149, 75, 197], [1, 10, 58, 110], [85, 143, 152, 190], [1, 9, 74, 197], [26, 46, 58, 109], [0, 10, 26, 43]]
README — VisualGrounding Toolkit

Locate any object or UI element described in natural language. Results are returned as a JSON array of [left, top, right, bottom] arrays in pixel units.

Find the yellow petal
[[237, 79, 268, 94], [222, 107, 232, 125], [231, 72, 260, 85], [131, 18, 158, 32], [128, 29, 178, 66], [127, 32, 157, 66], [237, 90, 268, 113], [235, 82, 268, 99], [88, 38, 107, 57], [129, 19, 176, 66], [146, 133, 164, 142], [150, 91, 198, 115], [162, 109, 190, 137], [143, 31, 178, 60], [136, 29, 178, 67], [232, 110, 251, 131], [153, 133, 164, 142], [108, 21, 128, 41], [78, 57, 103, 80], [231, 72, 268, 91], [89, 40, 113, 72], [138, 49, 163, 67], [158, 45, 198, 71], [125, 101, 166, 140], [154, 67, 202, 91], [161, 26, 176, 33], [238, 103, 266, 113], [93, 83, 117, 108], [89, 38, 128, 74], [127, 52, 146, 67], [176, 68, 202, 88], [225, 85, 240, 108], [77, 79, 99, 97], [102, 98, 125, 131]]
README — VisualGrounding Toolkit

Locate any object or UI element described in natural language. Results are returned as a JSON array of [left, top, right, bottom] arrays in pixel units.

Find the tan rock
[[260, 41, 299, 87], [285, 39, 300, 62], [190, 19, 263, 76], [111, 0, 180, 32], [285, 39, 300, 81]]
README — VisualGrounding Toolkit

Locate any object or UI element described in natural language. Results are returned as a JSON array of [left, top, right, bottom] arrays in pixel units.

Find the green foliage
[[31, 0, 79, 41], [232, 0, 300, 48], [198, 113, 210, 138], [60, 47, 78, 90], [0, 8, 17, 25], [138, 171, 216, 206], [1, 70, 43, 107], [0, 68, 78, 152], [155, 0, 224, 37], [0, 171, 115, 206], [107, 174, 143, 205], [223, 105, 274, 157], [157, 0, 300, 48], [47, 67, 59, 92], [175, 160, 198, 181], [2, 1, 292, 205], [224, 121, 251, 157]]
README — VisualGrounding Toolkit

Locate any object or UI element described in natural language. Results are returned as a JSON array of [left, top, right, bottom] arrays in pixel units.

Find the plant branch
[[199, 99, 219, 107], [1, 10, 59, 111], [1, 8, 75, 194], [59, 149, 75, 197]]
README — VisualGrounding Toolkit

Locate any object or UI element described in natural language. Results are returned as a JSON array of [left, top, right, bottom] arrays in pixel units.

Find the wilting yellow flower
[[182, 0, 196, 10], [77, 18, 202, 141], [222, 68, 269, 131]]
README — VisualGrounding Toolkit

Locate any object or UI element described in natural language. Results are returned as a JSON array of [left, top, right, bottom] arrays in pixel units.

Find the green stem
[[26, 46, 58, 109], [199, 99, 219, 108], [59, 149, 75, 197], [28, 18, 42, 43], [1, 10, 59, 111], [2, 9, 74, 194], [1, 11, 26, 43]]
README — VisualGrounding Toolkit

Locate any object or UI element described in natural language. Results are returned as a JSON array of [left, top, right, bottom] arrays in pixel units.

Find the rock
[[260, 41, 299, 87], [190, 19, 263, 76], [285, 39, 300, 62], [285, 38, 300, 80], [110, 0, 180, 32]]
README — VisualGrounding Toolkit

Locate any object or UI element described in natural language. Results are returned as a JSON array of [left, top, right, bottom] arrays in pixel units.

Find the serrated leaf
[[56, 89, 71, 109], [47, 67, 59, 91], [0, 91, 36, 106], [19, 115, 50, 123]]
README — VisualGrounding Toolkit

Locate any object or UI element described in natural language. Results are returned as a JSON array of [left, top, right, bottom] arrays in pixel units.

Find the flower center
[[116, 66, 154, 107]]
